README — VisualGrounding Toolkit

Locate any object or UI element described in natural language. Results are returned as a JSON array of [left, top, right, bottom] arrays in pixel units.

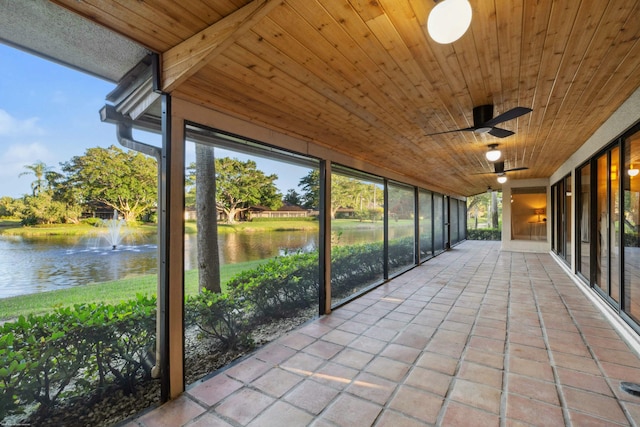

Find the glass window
[[596, 152, 609, 295], [418, 189, 433, 260], [511, 187, 547, 241], [434, 194, 445, 253], [565, 175, 572, 264], [330, 165, 384, 305], [611, 147, 621, 302], [624, 132, 640, 322], [184, 126, 320, 384], [388, 181, 416, 275], [577, 164, 591, 280], [450, 198, 459, 244]]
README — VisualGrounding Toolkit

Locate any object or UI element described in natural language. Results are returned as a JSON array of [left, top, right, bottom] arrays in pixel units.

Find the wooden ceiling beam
[[161, 0, 281, 93]]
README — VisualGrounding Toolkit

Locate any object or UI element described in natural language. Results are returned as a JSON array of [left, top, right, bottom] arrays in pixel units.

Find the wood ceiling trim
[[161, 0, 282, 92]]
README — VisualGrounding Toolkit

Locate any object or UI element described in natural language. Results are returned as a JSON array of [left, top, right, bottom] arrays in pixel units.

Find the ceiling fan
[[475, 161, 529, 184], [474, 160, 528, 176], [427, 105, 532, 138]]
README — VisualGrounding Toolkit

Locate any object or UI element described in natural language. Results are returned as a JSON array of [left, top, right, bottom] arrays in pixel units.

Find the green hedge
[[0, 295, 155, 420], [1, 239, 407, 422], [467, 228, 501, 241], [249, 216, 317, 222]]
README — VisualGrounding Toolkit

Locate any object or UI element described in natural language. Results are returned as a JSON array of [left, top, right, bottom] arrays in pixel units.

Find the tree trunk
[[490, 191, 499, 229], [196, 144, 221, 293]]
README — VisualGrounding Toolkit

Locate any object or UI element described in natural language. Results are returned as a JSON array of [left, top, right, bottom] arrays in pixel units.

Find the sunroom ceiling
[[41, 0, 640, 195]]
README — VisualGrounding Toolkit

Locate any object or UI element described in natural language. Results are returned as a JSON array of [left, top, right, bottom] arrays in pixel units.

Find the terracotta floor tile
[[185, 412, 234, 427], [379, 343, 421, 364], [553, 352, 602, 375], [506, 393, 566, 425], [556, 367, 613, 396], [464, 348, 504, 370], [346, 372, 397, 405], [332, 347, 374, 370], [214, 388, 274, 425], [298, 322, 333, 338], [507, 373, 559, 405], [277, 332, 316, 350], [388, 385, 443, 423], [375, 409, 431, 427], [365, 357, 411, 382], [284, 380, 340, 415], [508, 343, 549, 362], [508, 356, 555, 382], [139, 395, 205, 427], [450, 379, 501, 414], [187, 374, 243, 406], [224, 358, 271, 383], [458, 361, 503, 389], [441, 401, 500, 427], [415, 351, 458, 375], [385, 311, 415, 323], [252, 367, 303, 397], [335, 318, 370, 334], [391, 330, 431, 349], [562, 386, 629, 424], [279, 351, 325, 373], [363, 325, 399, 341], [303, 339, 344, 359], [311, 362, 359, 390], [468, 336, 505, 354], [403, 366, 452, 396], [320, 394, 382, 427], [247, 401, 314, 427], [350, 335, 388, 355], [321, 329, 358, 347], [253, 343, 298, 365]]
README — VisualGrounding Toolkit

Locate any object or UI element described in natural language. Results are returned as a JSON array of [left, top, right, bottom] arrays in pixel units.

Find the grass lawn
[[0, 259, 268, 320]]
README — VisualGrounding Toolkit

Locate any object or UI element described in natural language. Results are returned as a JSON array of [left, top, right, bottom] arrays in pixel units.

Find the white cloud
[[0, 109, 44, 136], [0, 142, 55, 197]]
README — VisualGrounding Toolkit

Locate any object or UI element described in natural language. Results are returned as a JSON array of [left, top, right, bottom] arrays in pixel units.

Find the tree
[[298, 170, 319, 209], [283, 189, 301, 206], [214, 157, 282, 223], [195, 144, 221, 293], [62, 145, 157, 222], [19, 161, 53, 196]]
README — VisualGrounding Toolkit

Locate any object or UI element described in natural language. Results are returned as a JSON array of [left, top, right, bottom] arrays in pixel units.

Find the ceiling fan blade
[[483, 107, 532, 127], [504, 166, 529, 172], [488, 127, 514, 138], [425, 127, 474, 136]]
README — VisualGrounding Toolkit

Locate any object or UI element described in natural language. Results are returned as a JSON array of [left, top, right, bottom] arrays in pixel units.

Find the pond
[[0, 224, 414, 299]]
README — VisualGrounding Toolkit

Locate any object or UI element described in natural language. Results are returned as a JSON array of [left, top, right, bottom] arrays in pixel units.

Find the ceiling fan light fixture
[[486, 144, 501, 162], [497, 174, 507, 184], [628, 164, 639, 177], [427, 0, 472, 44]]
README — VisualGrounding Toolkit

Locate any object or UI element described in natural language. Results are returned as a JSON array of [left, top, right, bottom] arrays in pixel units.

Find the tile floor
[[125, 241, 640, 426]]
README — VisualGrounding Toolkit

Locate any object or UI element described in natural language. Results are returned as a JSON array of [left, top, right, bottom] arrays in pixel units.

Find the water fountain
[[103, 209, 128, 250]]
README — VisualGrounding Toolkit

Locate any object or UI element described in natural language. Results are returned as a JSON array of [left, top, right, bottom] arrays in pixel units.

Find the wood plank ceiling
[[53, 0, 640, 196]]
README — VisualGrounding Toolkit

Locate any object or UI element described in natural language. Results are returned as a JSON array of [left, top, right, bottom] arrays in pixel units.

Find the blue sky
[[0, 43, 307, 199]]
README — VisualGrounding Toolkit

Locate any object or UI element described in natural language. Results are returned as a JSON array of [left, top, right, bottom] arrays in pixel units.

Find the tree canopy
[[188, 157, 282, 224], [62, 145, 157, 222]]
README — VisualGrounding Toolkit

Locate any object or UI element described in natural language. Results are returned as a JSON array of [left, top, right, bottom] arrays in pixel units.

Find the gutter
[[100, 105, 163, 379]]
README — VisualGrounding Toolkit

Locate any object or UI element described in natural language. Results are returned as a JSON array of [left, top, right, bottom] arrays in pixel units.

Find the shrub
[[186, 291, 252, 350], [226, 252, 319, 319], [0, 295, 156, 420], [467, 228, 501, 241]]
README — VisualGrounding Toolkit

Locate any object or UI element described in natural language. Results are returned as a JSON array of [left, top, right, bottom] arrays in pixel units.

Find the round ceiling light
[[485, 144, 501, 162], [497, 174, 507, 184], [427, 0, 473, 44]]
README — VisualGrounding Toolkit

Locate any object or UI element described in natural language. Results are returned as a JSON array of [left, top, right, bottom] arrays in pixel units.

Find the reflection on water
[[0, 224, 414, 299]]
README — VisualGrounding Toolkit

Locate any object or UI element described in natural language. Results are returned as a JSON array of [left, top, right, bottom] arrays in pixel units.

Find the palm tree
[[19, 161, 53, 196]]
